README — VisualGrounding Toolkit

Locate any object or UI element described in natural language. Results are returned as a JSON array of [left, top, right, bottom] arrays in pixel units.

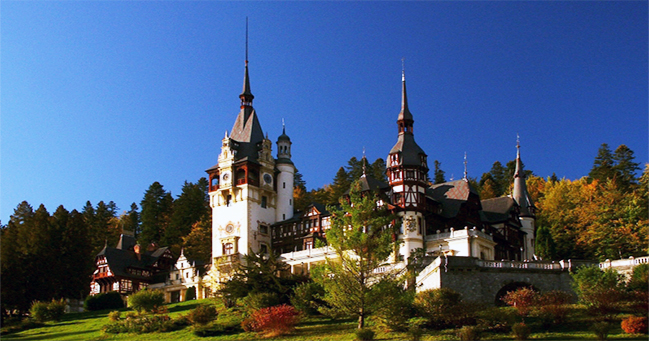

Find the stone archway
[[494, 281, 538, 306]]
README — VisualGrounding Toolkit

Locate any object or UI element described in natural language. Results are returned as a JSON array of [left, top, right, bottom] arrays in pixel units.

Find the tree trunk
[[358, 307, 364, 329]]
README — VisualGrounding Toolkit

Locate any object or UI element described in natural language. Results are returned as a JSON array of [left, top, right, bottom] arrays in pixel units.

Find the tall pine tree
[[140, 181, 174, 246]]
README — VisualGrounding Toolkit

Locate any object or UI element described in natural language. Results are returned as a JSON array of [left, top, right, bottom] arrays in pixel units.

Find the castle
[[203, 58, 537, 286], [90, 56, 543, 303]]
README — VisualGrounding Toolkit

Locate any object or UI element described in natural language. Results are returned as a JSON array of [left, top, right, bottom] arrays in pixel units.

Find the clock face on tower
[[222, 171, 230, 182], [263, 173, 272, 185], [225, 224, 234, 234]]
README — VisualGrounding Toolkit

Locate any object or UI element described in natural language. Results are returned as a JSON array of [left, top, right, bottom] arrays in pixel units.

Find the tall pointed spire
[[512, 135, 535, 217], [398, 58, 414, 133], [240, 17, 254, 108]]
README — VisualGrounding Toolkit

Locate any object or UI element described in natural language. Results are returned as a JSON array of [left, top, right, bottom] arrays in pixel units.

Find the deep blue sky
[[2, 1, 647, 222]]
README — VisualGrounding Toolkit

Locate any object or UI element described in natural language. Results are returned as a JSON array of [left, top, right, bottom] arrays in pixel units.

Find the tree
[[313, 180, 402, 329], [433, 160, 446, 184], [370, 158, 388, 183], [182, 215, 212, 265], [612, 144, 641, 190], [534, 224, 556, 260], [165, 178, 209, 249], [139, 182, 173, 246], [589, 143, 615, 183], [330, 167, 351, 204]]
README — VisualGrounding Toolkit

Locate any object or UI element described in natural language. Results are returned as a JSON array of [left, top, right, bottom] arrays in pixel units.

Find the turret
[[386, 66, 428, 261], [511, 137, 536, 260], [276, 123, 295, 222]]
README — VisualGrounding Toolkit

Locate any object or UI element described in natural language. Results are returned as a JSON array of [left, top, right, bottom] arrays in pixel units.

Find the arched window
[[223, 243, 234, 255]]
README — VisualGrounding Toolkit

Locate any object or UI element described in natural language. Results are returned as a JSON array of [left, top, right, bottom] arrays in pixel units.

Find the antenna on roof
[[245, 17, 249, 63]]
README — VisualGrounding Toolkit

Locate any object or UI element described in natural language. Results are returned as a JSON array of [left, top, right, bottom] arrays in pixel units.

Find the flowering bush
[[244, 304, 300, 338], [621, 316, 648, 334]]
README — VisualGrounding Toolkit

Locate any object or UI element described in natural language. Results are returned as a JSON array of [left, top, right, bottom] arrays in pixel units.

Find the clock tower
[[206, 59, 278, 279]]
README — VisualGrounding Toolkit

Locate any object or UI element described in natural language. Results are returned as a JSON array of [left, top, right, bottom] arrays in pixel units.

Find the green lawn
[[2, 299, 647, 340]]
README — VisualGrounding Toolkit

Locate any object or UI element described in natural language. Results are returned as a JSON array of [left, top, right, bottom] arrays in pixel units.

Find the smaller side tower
[[386, 69, 429, 261], [276, 123, 295, 222], [512, 138, 536, 260]]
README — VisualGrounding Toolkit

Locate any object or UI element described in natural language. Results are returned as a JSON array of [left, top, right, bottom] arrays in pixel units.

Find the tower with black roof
[[206, 58, 277, 274], [511, 138, 536, 260], [386, 69, 429, 261]]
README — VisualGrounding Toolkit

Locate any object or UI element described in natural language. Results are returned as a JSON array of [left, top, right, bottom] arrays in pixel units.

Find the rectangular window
[[260, 224, 268, 234], [283, 182, 286, 189], [261, 196, 267, 208]]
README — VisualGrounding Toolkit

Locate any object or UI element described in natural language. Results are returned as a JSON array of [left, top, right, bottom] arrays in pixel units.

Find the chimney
[[134, 244, 141, 260]]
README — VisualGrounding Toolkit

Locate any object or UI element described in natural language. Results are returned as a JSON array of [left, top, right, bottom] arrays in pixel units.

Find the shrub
[[621, 316, 648, 334], [372, 280, 415, 332], [290, 282, 325, 316], [572, 266, 624, 317], [84, 292, 124, 311], [477, 306, 516, 333], [102, 313, 174, 334], [536, 290, 573, 325], [407, 319, 425, 341], [414, 288, 467, 328], [108, 310, 121, 322], [127, 290, 165, 314], [193, 318, 243, 337], [241, 292, 281, 315], [511, 322, 531, 340], [501, 287, 539, 318], [457, 325, 481, 341], [29, 299, 66, 322], [185, 286, 197, 301], [591, 321, 611, 341], [186, 304, 218, 325], [246, 304, 300, 338], [355, 327, 375, 341]]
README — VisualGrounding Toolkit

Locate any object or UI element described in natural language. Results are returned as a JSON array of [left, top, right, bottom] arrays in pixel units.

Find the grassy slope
[[3, 299, 647, 341]]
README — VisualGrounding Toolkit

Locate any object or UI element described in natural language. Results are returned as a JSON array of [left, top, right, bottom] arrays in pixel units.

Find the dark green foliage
[[613, 144, 641, 190], [534, 224, 556, 260], [139, 181, 174, 246], [102, 313, 175, 334], [457, 325, 482, 341], [571, 266, 624, 316], [166, 178, 209, 249], [290, 281, 326, 316], [511, 322, 531, 340], [241, 292, 281, 315], [371, 279, 415, 332], [354, 327, 375, 341], [477, 306, 517, 333], [185, 286, 197, 301], [1, 202, 93, 316], [591, 321, 612, 340], [186, 304, 217, 325], [627, 262, 648, 292], [29, 299, 66, 322], [84, 292, 124, 311], [589, 143, 616, 183], [127, 289, 165, 313], [414, 288, 474, 328], [433, 160, 445, 184], [314, 180, 401, 329], [218, 250, 305, 306]]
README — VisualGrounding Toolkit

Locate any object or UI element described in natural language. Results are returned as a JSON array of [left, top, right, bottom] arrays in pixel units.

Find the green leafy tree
[[182, 215, 212, 265], [534, 224, 557, 260], [139, 182, 174, 246], [370, 158, 388, 183], [313, 180, 402, 329]]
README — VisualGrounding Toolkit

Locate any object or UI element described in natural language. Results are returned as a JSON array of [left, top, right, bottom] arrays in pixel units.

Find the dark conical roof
[[512, 142, 535, 217], [277, 124, 290, 142], [398, 71, 413, 122]]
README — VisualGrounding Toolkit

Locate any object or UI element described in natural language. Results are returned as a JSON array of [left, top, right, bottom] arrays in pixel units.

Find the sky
[[2, 1, 647, 223]]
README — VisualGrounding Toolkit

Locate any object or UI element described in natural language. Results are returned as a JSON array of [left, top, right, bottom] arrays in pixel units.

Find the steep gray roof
[[512, 144, 535, 217], [480, 196, 516, 223], [428, 180, 479, 218], [389, 133, 427, 167]]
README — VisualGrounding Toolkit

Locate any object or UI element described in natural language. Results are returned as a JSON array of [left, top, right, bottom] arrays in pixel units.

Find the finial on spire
[[401, 57, 405, 81], [516, 134, 521, 158], [282, 118, 285, 133], [245, 17, 249, 64]]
